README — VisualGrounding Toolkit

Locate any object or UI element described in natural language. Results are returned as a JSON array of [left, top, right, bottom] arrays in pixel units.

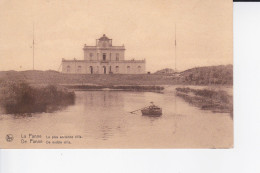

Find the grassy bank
[[0, 65, 232, 86], [0, 70, 178, 85], [176, 87, 233, 116], [0, 82, 75, 114], [179, 65, 233, 85]]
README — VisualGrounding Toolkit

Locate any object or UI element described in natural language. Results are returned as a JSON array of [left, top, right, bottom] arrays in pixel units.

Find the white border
[[1, 2, 260, 173]]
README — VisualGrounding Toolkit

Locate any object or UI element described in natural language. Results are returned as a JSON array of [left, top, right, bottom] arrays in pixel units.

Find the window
[[116, 66, 119, 73], [127, 66, 130, 73], [116, 53, 119, 61], [90, 66, 93, 74], [77, 66, 81, 73], [103, 66, 106, 74], [67, 65, 70, 72], [102, 42, 107, 47], [89, 53, 93, 60], [103, 53, 106, 61], [138, 66, 141, 73]]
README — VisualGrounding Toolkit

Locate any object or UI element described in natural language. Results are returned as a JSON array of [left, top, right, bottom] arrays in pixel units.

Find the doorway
[[103, 66, 106, 74]]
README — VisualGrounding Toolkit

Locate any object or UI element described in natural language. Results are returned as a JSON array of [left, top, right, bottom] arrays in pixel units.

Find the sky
[[0, 0, 233, 72]]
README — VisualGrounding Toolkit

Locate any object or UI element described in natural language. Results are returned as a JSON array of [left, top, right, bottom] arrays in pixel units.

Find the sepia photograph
[[0, 0, 233, 148]]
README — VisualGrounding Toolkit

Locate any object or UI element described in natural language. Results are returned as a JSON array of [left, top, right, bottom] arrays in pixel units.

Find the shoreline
[[59, 83, 232, 94], [61, 84, 164, 92], [175, 87, 233, 117]]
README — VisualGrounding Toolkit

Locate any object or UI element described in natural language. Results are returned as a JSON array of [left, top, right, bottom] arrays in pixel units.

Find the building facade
[[62, 34, 146, 74]]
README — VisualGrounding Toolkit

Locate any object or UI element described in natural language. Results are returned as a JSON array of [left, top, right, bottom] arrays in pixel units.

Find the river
[[0, 90, 233, 148]]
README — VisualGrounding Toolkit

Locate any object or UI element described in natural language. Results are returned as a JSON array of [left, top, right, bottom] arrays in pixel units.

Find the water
[[0, 91, 233, 148]]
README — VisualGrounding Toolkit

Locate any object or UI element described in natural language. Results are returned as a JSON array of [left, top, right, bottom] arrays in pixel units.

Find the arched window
[[127, 66, 130, 73], [67, 65, 70, 72], [77, 66, 82, 73], [103, 66, 106, 74], [116, 66, 119, 72], [90, 66, 93, 74], [138, 66, 141, 73]]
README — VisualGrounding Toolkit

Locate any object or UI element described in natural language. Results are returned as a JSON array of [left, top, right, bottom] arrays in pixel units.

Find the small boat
[[141, 102, 162, 116]]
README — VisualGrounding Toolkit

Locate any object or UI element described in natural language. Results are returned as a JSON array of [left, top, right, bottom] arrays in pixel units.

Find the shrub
[[0, 82, 75, 114]]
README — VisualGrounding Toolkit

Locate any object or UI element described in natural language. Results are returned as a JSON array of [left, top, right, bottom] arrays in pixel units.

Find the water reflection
[[0, 90, 233, 148], [80, 91, 123, 109]]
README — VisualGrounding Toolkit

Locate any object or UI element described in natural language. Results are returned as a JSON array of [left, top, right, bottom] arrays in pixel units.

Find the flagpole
[[175, 23, 177, 72], [33, 22, 35, 70]]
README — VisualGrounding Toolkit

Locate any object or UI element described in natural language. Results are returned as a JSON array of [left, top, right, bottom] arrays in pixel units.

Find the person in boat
[[141, 102, 162, 116], [149, 102, 160, 109]]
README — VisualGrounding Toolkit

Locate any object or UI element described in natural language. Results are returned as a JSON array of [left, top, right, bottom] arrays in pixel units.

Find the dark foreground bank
[[0, 82, 75, 114], [176, 87, 233, 117]]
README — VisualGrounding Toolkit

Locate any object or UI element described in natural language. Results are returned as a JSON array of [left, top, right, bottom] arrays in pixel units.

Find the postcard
[[0, 0, 233, 148]]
